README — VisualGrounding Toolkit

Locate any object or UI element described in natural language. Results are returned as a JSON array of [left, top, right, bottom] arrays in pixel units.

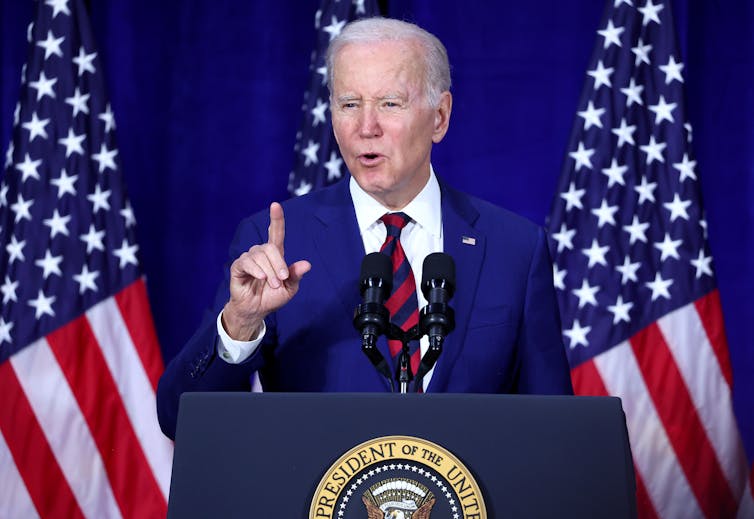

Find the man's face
[[330, 39, 451, 210]]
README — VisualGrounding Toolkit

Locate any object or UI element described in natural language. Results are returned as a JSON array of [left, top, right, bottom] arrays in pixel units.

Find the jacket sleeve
[[516, 227, 574, 395]]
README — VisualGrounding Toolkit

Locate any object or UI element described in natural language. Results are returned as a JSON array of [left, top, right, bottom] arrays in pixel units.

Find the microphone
[[416, 253, 456, 389], [353, 252, 393, 388]]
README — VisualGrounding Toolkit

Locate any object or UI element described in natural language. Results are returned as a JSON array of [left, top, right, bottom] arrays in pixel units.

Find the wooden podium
[[167, 393, 636, 518]]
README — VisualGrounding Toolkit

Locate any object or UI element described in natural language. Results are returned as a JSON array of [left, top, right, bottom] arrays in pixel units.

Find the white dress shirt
[[216, 168, 443, 389]]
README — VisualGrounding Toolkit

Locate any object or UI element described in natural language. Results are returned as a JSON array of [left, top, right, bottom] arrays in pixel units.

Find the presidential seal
[[310, 435, 486, 519]]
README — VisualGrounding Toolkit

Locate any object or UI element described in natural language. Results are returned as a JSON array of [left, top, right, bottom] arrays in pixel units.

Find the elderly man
[[157, 17, 572, 440]]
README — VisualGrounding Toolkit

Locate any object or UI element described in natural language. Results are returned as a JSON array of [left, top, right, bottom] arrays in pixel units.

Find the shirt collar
[[350, 166, 442, 238]]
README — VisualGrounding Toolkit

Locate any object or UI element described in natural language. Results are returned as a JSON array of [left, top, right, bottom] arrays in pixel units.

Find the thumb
[[286, 260, 311, 288]]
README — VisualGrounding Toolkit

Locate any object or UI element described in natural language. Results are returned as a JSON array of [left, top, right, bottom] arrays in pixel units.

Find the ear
[[431, 91, 452, 143]]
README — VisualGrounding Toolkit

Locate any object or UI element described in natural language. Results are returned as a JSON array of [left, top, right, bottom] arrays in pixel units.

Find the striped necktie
[[380, 213, 421, 376]]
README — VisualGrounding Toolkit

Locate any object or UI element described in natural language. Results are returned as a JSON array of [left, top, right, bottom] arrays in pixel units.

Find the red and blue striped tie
[[380, 213, 421, 375]]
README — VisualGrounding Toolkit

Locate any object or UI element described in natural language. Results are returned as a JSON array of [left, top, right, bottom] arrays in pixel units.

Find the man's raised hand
[[221, 202, 311, 341]]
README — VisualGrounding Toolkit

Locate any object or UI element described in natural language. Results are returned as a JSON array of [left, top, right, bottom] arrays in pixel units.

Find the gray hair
[[325, 17, 451, 108]]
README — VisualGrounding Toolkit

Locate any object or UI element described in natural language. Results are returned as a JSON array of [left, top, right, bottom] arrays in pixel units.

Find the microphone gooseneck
[[353, 253, 394, 389]]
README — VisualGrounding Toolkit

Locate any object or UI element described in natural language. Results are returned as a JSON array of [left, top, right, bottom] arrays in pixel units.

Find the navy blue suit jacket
[[157, 178, 573, 439]]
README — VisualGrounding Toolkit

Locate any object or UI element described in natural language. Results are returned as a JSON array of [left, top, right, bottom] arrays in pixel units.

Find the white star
[[659, 55, 684, 84], [614, 0, 633, 7], [654, 232, 683, 261], [569, 141, 595, 171], [648, 95, 677, 125], [80, 224, 105, 253], [640, 136, 666, 164], [563, 319, 591, 348], [10, 193, 33, 223], [0, 183, 6, 207], [663, 193, 692, 222], [322, 16, 346, 41], [91, 143, 118, 173], [113, 239, 139, 268], [310, 98, 328, 126], [323, 151, 343, 181], [316, 65, 327, 86], [99, 104, 116, 132], [581, 238, 610, 268], [36, 30, 64, 60], [21, 112, 50, 142], [0, 318, 12, 345], [301, 139, 320, 166], [65, 87, 90, 117], [673, 153, 697, 182], [620, 78, 644, 107], [560, 181, 585, 211], [120, 202, 136, 227], [553, 264, 566, 290], [28, 289, 56, 319], [587, 60, 614, 89], [15, 153, 42, 182], [4, 141, 13, 168], [684, 122, 693, 143], [72, 47, 97, 76], [607, 296, 634, 324], [690, 249, 713, 279], [645, 272, 673, 301], [622, 215, 650, 244], [87, 184, 112, 213], [13, 102, 21, 125], [1, 276, 19, 304], [591, 199, 619, 228], [43, 209, 71, 238], [58, 128, 86, 157], [29, 71, 57, 101], [550, 222, 576, 252], [631, 38, 652, 66], [6, 235, 26, 264], [616, 256, 641, 283], [611, 118, 636, 148], [293, 179, 312, 196], [577, 101, 605, 130], [601, 158, 628, 187], [34, 250, 63, 279], [45, 0, 70, 17], [597, 20, 624, 49], [50, 169, 78, 198], [638, 0, 664, 26], [634, 176, 657, 204]]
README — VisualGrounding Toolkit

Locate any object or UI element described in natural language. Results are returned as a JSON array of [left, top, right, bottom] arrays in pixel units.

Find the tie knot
[[380, 212, 411, 237]]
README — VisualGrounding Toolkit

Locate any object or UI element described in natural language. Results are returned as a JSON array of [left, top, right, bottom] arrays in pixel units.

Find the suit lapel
[[426, 182, 485, 392], [309, 181, 398, 384]]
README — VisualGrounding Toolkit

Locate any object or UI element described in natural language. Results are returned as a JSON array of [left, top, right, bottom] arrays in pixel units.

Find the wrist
[[221, 303, 262, 341]]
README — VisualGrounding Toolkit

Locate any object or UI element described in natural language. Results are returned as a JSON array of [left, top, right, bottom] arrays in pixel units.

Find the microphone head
[[421, 252, 455, 298], [360, 252, 393, 294]]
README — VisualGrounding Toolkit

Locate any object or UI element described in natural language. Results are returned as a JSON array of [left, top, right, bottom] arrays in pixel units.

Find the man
[[157, 18, 572, 440]]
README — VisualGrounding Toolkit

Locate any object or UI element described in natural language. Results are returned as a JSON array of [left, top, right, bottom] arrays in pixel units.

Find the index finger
[[268, 202, 285, 253]]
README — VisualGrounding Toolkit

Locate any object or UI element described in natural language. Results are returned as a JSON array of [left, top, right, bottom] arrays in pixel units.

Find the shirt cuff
[[216, 311, 266, 364]]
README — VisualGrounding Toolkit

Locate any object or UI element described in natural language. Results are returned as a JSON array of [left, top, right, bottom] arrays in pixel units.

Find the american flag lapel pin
[[462, 236, 476, 246]]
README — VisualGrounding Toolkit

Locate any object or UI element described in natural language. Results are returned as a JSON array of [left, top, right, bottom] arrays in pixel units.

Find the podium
[[167, 393, 636, 518]]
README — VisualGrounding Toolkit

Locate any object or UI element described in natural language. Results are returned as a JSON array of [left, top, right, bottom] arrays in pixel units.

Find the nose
[[358, 105, 382, 138]]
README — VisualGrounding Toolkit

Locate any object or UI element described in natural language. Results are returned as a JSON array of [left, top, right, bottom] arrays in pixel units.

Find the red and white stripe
[[0, 279, 172, 519], [572, 290, 749, 518]]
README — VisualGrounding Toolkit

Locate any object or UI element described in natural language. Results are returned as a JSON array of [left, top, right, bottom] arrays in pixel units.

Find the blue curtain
[[2, 0, 752, 459]]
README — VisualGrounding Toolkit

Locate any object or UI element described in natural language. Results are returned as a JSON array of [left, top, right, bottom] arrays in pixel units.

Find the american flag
[[547, 1, 750, 517], [0, 0, 172, 517], [288, 0, 379, 197]]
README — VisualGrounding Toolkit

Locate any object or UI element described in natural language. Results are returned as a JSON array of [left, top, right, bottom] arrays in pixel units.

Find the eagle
[[362, 495, 436, 519]]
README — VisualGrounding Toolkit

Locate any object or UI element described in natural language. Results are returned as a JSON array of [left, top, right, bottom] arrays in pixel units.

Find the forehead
[[332, 39, 425, 93]]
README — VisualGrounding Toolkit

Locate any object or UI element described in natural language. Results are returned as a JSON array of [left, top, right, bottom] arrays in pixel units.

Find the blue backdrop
[[2, 1, 752, 461]]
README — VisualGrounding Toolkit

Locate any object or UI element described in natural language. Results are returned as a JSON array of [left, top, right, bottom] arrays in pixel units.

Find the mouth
[[357, 152, 383, 166]]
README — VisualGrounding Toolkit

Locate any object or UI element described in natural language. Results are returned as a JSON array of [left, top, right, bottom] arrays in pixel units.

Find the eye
[[341, 101, 359, 109]]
